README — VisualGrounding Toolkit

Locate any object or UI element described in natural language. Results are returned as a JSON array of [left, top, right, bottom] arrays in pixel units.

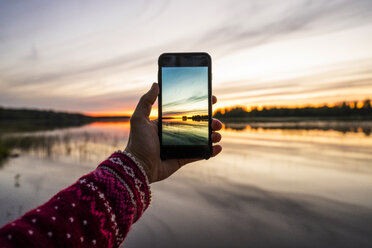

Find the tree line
[[0, 107, 93, 124], [214, 99, 372, 119]]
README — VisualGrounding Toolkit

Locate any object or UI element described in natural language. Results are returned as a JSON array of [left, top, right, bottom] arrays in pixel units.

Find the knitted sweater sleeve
[[0, 151, 151, 248]]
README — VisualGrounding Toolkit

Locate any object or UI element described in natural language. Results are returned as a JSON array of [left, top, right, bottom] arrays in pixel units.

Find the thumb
[[132, 83, 159, 120]]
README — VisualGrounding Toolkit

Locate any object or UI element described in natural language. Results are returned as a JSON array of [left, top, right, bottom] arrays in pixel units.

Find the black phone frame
[[158, 52, 212, 160]]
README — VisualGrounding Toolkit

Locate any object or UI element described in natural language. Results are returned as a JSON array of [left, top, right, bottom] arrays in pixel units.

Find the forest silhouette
[[1, 99, 371, 128], [214, 99, 372, 120]]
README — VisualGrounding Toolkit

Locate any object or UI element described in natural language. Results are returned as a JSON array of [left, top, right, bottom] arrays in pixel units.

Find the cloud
[[163, 94, 208, 109], [2, 33, 192, 88], [136, 0, 170, 24], [24, 45, 39, 61], [0, 85, 144, 113], [4, 1, 372, 88], [162, 109, 208, 117], [1, 1, 372, 113], [5, 48, 155, 87], [194, 0, 372, 55], [219, 78, 372, 103], [214, 59, 372, 105]]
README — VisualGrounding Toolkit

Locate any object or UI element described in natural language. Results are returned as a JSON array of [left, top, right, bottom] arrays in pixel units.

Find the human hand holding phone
[[125, 83, 222, 183]]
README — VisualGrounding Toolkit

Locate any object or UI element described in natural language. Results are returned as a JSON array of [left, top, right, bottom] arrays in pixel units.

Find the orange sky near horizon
[[85, 97, 370, 118], [86, 107, 158, 119]]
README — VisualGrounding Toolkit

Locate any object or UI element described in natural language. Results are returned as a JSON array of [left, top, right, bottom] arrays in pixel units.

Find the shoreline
[[217, 116, 372, 123]]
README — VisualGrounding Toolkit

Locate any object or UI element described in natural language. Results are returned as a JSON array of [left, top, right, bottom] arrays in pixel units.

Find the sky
[[162, 67, 208, 118], [1, 0, 372, 116]]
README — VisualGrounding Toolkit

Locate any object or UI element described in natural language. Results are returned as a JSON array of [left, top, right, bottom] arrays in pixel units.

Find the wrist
[[124, 148, 153, 184]]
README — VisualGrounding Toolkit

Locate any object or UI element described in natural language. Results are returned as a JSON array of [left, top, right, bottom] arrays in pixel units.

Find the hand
[[125, 83, 222, 183]]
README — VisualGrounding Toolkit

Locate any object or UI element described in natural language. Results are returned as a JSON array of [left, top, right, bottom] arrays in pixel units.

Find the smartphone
[[158, 52, 212, 160]]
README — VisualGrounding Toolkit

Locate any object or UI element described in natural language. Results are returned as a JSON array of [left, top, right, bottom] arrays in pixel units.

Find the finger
[[132, 83, 159, 120], [211, 132, 221, 143], [151, 119, 158, 125], [212, 95, 217, 105], [212, 118, 223, 131], [212, 145, 222, 157]]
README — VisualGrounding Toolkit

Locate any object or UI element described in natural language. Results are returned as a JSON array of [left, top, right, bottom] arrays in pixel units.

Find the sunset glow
[[162, 67, 208, 118], [1, 1, 372, 115]]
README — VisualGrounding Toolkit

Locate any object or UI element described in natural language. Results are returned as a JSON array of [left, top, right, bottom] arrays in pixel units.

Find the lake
[[0, 120, 372, 248], [162, 119, 208, 145]]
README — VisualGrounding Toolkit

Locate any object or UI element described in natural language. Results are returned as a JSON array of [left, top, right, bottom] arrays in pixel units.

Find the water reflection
[[162, 119, 208, 145], [14, 174, 20, 188], [0, 120, 372, 247], [0, 121, 130, 164], [224, 121, 372, 136], [1, 120, 371, 164]]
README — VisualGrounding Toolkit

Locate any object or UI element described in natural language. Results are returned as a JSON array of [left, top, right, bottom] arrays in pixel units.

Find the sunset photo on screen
[[162, 67, 208, 145]]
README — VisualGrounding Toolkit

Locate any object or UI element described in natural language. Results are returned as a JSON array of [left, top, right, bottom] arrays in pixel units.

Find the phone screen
[[161, 66, 209, 145]]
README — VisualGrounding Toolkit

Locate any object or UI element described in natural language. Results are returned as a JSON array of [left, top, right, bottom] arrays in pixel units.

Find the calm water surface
[[162, 119, 208, 145], [0, 121, 372, 248]]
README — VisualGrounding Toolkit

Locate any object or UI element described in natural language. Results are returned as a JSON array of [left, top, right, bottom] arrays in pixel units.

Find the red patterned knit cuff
[[97, 151, 151, 221]]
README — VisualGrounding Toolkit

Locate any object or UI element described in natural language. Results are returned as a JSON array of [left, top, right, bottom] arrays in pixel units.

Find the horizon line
[[2, 97, 370, 118]]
